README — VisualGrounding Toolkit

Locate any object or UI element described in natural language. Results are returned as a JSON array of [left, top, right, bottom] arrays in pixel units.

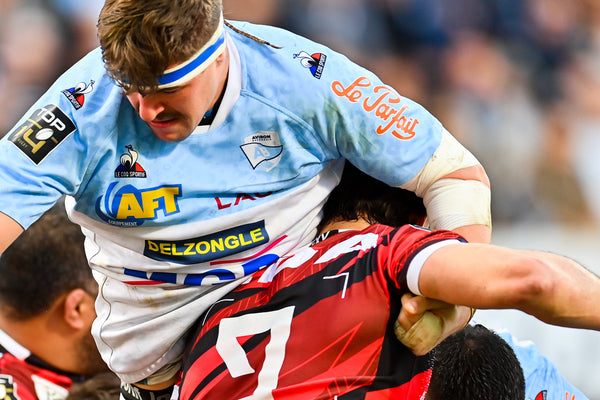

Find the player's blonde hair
[[98, 0, 222, 93]]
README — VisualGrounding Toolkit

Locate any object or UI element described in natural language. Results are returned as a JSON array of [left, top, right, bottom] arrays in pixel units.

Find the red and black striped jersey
[[180, 224, 465, 400], [0, 330, 85, 400]]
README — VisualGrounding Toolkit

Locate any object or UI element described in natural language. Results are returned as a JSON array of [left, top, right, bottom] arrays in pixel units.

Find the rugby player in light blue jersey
[[0, 0, 491, 398]]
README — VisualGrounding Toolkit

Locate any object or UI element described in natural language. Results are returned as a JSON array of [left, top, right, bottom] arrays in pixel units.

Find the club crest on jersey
[[240, 131, 283, 170], [115, 144, 147, 178], [0, 375, 19, 400], [61, 80, 94, 110], [8, 104, 76, 164], [294, 51, 327, 79]]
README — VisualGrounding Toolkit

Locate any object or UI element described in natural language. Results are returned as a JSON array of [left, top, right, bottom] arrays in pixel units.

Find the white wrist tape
[[394, 312, 443, 356]]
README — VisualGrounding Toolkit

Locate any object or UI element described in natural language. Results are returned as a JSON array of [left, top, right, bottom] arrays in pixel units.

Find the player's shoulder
[[227, 20, 366, 91], [226, 20, 316, 48], [52, 47, 124, 117], [383, 224, 465, 250], [15, 47, 130, 147]]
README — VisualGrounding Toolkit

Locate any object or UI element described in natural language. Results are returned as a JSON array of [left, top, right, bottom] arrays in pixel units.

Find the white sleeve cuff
[[406, 239, 463, 295]]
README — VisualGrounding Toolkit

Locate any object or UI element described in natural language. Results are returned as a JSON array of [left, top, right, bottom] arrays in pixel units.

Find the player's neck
[[0, 306, 80, 373]]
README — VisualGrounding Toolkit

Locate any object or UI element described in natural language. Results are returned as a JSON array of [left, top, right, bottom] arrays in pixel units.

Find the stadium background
[[1, 0, 598, 397]]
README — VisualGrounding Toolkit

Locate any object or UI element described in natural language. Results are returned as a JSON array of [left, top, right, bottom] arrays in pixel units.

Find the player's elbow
[[439, 164, 490, 188], [507, 255, 557, 309]]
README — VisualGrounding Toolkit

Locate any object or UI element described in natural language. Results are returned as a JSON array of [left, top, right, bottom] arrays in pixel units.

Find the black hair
[[318, 162, 426, 231], [426, 324, 526, 400], [0, 200, 94, 320]]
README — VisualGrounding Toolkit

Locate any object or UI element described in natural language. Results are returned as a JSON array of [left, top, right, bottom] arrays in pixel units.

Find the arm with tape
[[401, 128, 492, 243], [396, 129, 490, 354]]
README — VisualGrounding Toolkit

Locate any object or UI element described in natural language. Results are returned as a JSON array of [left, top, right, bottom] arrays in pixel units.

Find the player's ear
[[215, 45, 228, 64], [63, 288, 95, 330]]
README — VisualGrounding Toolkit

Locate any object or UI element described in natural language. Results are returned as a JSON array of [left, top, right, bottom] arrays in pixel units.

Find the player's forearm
[[422, 245, 600, 330], [516, 251, 600, 330]]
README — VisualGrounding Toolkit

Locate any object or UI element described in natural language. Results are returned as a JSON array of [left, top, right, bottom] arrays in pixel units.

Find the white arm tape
[[423, 178, 491, 230], [406, 239, 464, 295], [401, 128, 491, 230], [401, 128, 480, 195]]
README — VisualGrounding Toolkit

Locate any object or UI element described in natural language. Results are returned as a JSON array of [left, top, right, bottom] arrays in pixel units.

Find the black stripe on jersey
[[183, 228, 434, 398], [365, 227, 465, 393], [182, 247, 378, 398], [183, 330, 270, 399], [371, 231, 433, 392]]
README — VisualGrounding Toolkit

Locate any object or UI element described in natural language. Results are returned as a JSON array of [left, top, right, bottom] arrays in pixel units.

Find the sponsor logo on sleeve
[[331, 76, 420, 140], [61, 80, 95, 110], [8, 104, 76, 164], [294, 51, 327, 78]]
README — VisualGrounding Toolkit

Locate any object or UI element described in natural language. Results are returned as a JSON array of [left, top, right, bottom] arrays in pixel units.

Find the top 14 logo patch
[[8, 104, 76, 165]]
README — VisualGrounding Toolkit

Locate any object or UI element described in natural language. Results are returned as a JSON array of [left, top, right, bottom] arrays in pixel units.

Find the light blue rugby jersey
[[497, 330, 588, 400], [0, 21, 444, 285]]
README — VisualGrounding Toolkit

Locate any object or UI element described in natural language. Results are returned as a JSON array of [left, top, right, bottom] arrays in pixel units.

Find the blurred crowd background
[[1, 0, 599, 397]]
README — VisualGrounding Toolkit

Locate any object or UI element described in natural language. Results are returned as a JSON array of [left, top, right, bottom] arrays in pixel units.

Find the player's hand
[[394, 293, 473, 356]]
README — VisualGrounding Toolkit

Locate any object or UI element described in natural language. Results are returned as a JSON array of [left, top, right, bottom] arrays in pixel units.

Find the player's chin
[[150, 123, 194, 142]]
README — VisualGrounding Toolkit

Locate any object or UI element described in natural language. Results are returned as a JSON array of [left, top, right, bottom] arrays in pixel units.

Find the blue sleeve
[[232, 22, 444, 187], [316, 46, 444, 186], [497, 330, 589, 400], [0, 48, 120, 229]]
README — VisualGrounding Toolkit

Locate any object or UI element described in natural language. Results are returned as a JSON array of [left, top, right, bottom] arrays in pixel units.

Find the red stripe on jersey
[[364, 369, 432, 400], [0, 352, 73, 400], [181, 225, 463, 400]]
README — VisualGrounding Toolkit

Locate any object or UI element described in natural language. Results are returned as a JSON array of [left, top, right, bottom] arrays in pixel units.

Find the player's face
[[126, 51, 229, 142]]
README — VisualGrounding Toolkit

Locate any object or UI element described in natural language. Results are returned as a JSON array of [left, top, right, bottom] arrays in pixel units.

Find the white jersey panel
[[0, 21, 447, 380]]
